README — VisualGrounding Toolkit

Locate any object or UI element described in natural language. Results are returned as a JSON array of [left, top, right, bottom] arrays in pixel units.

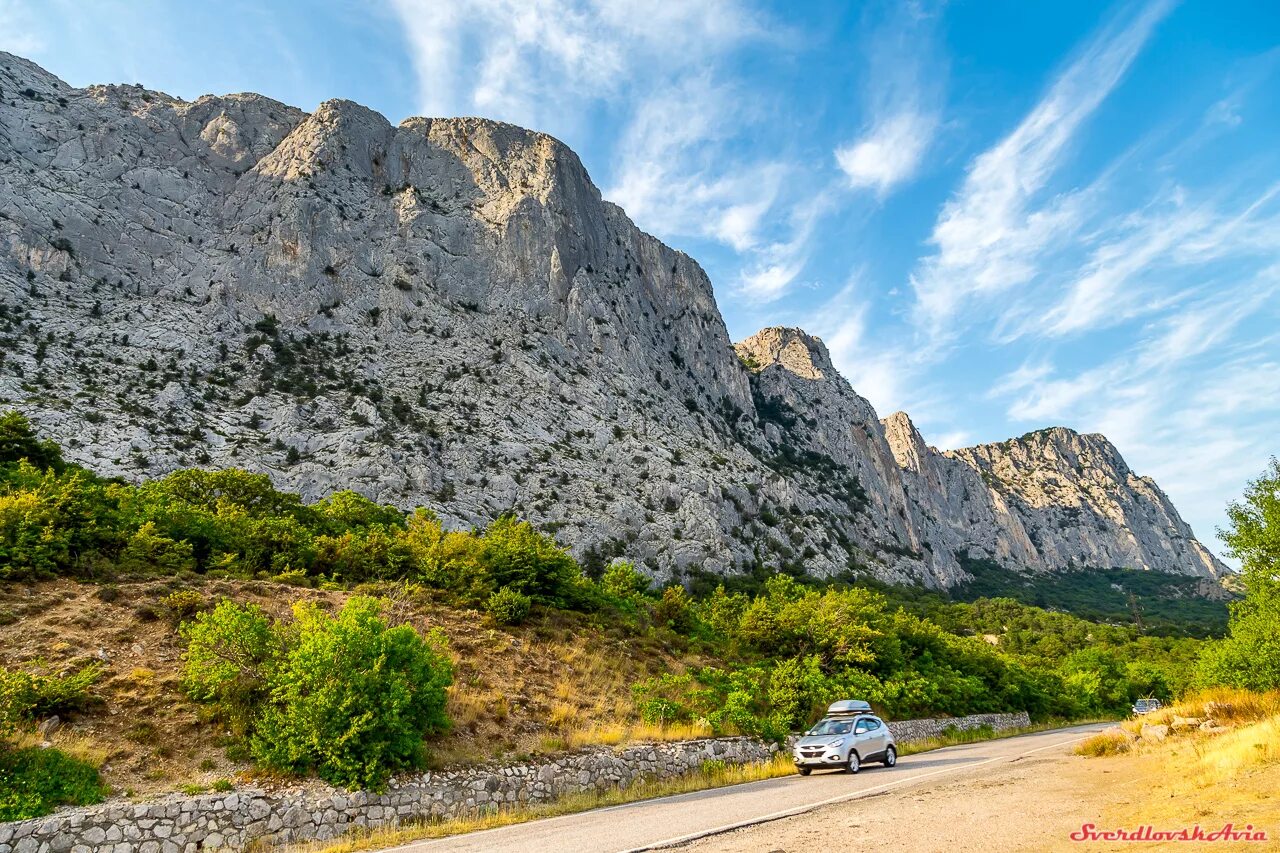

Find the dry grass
[[12, 729, 110, 768], [0, 579, 715, 796], [254, 754, 796, 853], [1075, 729, 1133, 757], [1120, 687, 1280, 734], [1077, 688, 1280, 849]]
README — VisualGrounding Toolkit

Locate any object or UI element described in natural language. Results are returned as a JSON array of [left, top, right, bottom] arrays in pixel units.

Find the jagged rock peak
[[881, 411, 928, 472], [734, 327, 833, 380]]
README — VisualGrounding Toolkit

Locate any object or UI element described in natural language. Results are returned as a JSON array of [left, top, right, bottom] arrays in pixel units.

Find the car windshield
[[806, 719, 854, 736]]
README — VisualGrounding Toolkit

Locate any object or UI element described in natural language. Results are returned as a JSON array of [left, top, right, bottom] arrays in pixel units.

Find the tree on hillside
[[0, 411, 64, 472], [1199, 458, 1280, 690]]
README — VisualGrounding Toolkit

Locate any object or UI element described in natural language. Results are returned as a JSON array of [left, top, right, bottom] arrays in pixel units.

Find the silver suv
[[792, 701, 897, 775]]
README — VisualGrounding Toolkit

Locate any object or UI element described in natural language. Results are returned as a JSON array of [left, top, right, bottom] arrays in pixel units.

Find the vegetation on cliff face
[[0, 411, 1242, 813], [951, 553, 1229, 637]]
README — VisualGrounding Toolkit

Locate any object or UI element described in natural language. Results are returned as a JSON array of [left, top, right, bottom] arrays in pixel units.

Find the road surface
[[384, 722, 1111, 853]]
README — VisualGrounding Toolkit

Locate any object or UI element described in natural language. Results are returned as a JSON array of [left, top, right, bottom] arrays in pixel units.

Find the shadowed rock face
[[0, 53, 1226, 586]]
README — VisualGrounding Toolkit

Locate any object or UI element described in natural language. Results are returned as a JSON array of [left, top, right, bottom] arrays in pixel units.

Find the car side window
[[854, 719, 870, 734], [866, 719, 881, 731]]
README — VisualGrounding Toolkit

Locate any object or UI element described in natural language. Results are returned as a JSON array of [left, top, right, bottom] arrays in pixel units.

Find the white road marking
[[628, 729, 1103, 851]]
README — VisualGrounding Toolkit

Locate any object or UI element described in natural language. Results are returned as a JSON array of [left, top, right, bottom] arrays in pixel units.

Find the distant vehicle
[[792, 700, 896, 776], [1132, 698, 1163, 715]]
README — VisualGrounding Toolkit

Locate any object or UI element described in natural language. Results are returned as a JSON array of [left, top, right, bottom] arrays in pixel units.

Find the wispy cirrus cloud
[[834, 3, 945, 198], [910, 0, 1175, 331], [388, 0, 767, 130], [389, 0, 821, 300], [989, 274, 1280, 547]]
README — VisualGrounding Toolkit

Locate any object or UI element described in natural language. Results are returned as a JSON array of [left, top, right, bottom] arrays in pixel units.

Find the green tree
[[179, 600, 276, 735], [601, 560, 650, 601], [0, 410, 65, 472], [486, 586, 533, 625], [1199, 459, 1280, 689], [250, 597, 453, 790], [313, 491, 406, 533], [116, 521, 196, 574], [479, 515, 583, 605]]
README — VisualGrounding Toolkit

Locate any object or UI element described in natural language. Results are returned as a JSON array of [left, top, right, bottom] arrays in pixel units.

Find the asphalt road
[[385, 722, 1111, 853]]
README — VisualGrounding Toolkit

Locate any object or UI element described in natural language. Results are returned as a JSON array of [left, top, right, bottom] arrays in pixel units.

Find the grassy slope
[[1078, 689, 1280, 848], [0, 578, 714, 798]]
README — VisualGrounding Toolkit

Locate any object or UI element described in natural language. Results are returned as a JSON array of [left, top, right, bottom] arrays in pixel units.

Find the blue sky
[[3, 0, 1277, 562]]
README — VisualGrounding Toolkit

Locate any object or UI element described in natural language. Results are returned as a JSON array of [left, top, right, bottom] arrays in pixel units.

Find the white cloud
[[988, 276, 1280, 554], [833, 5, 944, 197], [930, 429, 972, 451], [911, 0, 1174, 330], [836, 110, 939, 196], [802, 276, 939, 419], [390, 0, 819, 296], [388, 0, 765, 128], [733, 191, 836, 302], [605, 75, 787, 252]]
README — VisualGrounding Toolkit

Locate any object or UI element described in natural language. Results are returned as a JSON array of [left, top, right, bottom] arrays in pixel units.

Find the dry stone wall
[[0, 713, 1031, 851]]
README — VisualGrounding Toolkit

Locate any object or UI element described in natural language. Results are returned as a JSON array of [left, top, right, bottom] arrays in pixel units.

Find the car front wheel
[[883, 745, 897, 767], [846, 752, 860, 774], [797, 766, 812, 776]]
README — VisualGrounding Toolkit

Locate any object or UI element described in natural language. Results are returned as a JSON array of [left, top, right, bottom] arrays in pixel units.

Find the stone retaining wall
[[887, 711, 1029, 743], [0, 712, 1031, 851]]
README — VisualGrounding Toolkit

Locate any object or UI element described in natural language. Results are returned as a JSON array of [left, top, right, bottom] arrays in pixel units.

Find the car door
[[853, 717, 877, 758], [867, 717, 888, 756]]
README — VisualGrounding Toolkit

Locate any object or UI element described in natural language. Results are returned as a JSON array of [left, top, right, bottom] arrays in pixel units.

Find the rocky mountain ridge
[[0, 53, 1227, 587]]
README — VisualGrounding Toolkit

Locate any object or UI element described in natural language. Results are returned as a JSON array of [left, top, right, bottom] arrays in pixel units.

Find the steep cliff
[[0, 53, 1226, 586]]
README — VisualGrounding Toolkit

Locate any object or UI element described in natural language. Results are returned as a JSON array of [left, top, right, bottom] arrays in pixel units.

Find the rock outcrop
[[0, 53, 1227, 586]]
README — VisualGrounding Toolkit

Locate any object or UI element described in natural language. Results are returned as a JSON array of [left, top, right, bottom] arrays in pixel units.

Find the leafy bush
[[0, 746, 106, 821], [602, 561, 650, 601], [486, 586, 532, 625], [0, 410, 65, 472], [117, 522, 196, 574], [250, 597, 452, 789], [477, 515, 583, 606], [0, 663, 102, 726], [179, 600, 275, 735], [181, 596, 453, 790], [161, 589, 206, 621], [653, 585, 693, 632]]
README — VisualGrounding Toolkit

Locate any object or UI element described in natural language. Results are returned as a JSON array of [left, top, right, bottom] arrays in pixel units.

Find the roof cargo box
[[826, 700, 873, 717]]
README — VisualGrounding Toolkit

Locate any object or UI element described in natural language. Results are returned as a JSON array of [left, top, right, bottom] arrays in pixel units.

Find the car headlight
[[827, 738, 845, 748]]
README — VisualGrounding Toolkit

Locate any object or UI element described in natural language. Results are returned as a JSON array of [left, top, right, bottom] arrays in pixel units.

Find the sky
[[2, 0, 1278, 563]]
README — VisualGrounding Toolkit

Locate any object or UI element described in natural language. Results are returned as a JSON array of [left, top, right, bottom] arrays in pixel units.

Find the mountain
[[0, 53, 1228, 588]]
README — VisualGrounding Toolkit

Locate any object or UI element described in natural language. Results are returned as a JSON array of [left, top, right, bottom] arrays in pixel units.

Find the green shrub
[[0, 746, 106, 821], [179, 600, 275, 735], [117, 522, 196, 574], [250, 597, 452, 790], [161, 589, 206, 621], [653, 585, 693, 631], [478, 515, 583, 606], [602, 560, 650, 601], [486, 587, 532, 625], [0, 410, 65, 472], [271, 568, 312, 587], [0, 664, 102, 729]]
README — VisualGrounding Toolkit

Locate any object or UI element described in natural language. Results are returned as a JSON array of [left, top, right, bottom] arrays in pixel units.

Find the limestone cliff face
[[883, 413, 1226, 577], [0, 54, 1225, 585]]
